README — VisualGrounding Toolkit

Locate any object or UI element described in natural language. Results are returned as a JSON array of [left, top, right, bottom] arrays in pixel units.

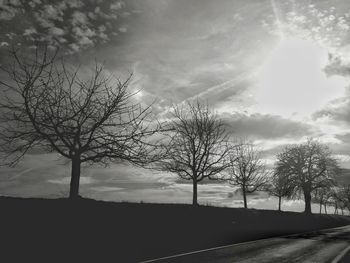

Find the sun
[[255, 36, 346, 118]]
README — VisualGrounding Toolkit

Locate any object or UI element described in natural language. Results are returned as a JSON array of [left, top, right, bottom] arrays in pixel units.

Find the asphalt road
[[142, 225, 350, 263]]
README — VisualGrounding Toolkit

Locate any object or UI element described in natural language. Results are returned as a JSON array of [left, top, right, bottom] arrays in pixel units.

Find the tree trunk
[[242, 186, 247, 208], [303, 190, 312, 214], [319, 201, 322, 214], [324, 204, 327, 214], [69, 156, 81, 199], [278, 196, 282, 211], [192, 179, 198, 206]]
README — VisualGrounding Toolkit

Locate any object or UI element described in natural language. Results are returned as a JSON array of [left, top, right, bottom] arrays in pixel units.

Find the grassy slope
[[0, 197, 349, 262]]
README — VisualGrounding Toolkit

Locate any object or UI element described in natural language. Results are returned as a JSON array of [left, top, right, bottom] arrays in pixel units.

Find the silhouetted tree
[[337, 184, 350, 212], [331, 188, 346, 215], [275, 139, 339, 214], [313, 187, 332, 214], [268, 171, 294, 211], [226, 142, 268, 208], [0, 48, 159, 199], [160, 101, 230, 206]]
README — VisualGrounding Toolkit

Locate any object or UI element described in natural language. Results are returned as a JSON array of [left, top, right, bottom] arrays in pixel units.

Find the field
[[0, 196, 349, 262]]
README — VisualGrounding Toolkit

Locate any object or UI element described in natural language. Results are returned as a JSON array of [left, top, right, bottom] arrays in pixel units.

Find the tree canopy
[[275, 139, 339, 213]]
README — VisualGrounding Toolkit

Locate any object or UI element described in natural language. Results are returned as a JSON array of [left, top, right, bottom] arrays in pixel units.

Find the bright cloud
[[255, 37, 347, 118]]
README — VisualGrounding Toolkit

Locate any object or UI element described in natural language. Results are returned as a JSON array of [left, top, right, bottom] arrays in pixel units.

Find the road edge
[[139, 224, 350, 263], [331, 244, 350, 263]]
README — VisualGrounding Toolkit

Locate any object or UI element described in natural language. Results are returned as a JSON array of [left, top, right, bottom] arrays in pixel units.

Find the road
[[142, 225, 350, 263]]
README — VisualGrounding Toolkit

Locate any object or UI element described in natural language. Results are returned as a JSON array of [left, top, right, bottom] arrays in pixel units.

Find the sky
[[1, 0, 350, 211]]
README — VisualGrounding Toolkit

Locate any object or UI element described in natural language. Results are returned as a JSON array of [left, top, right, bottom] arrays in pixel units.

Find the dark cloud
[[222, 112, 314, 140], [0, 0, 129, 54]]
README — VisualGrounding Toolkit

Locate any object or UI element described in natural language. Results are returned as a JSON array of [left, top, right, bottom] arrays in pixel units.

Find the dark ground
[[0, 196, 349, 263]]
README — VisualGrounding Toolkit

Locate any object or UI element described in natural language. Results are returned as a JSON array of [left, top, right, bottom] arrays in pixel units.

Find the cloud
[[222, 112, 314, 140], [110, 1, 124, 11], [0, 0, 21, 20], [263, 3, 350, 49], [0, 0, 129, 54], [313, 96, 350, 125], [28, 0, 42, 8], [48, 26, 65, 36], [118, 26, 127, 33], [66, 0, 83, 9], [324, 54, 350, 77], [331, 133, 350, 163], [90, 186, 124, 192], [71, 10, 88, 26], [333, 154, 350, 163], [48, 176, 96, 185], [23, 27, 37, 36]]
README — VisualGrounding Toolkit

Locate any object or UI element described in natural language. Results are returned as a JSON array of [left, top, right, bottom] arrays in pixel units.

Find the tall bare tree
[[268, 171, 294, 211], [160, 101, 230, 206], [226, 142, 268, 209], [0, 48, 159, 199], [275, 139, 339, 214]]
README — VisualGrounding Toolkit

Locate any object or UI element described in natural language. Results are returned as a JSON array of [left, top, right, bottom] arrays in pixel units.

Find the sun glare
[[256, 37, 346, 118]]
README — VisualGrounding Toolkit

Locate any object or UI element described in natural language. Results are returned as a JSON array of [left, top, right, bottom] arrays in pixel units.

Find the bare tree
[[268, 170, 294, 211], [337, 184, 350, 213], [226, 142, 268, 209], [275, 139, 339, 214], [160, 101, 230, 206], [331, 187, 346, 215], [0, 48, 159, 199], [313, 187, 332, 214]]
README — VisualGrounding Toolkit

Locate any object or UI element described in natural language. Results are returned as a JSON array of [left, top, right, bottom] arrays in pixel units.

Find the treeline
[[0, 47, 349, 215], [158, 101, 349, 214]]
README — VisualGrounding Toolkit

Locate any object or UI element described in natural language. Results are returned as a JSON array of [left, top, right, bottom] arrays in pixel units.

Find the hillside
[[0, 196, 349, 262]]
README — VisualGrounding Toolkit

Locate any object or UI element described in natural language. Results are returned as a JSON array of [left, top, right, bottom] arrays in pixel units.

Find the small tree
[[160, 101, 230, 206], [268, 171, 294, 211], [275, 139, 339, 214], [337, 184, 350, 212], [312, 187, 332, 214], [0, 48, 159, 199], [331, 188, 346, 215], [226, 142, 268, 209]]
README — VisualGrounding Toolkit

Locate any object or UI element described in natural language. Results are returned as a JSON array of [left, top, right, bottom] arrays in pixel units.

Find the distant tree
[[313, 187, 332, 214], [160, 101, 230, 206], [226, 142, 268, 209], [337, 184, 350, 212], [275, 139, 339, 214], [268, 171, 294, 211], [328, 188, 341, 215], [0, 47, 160, 199]]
